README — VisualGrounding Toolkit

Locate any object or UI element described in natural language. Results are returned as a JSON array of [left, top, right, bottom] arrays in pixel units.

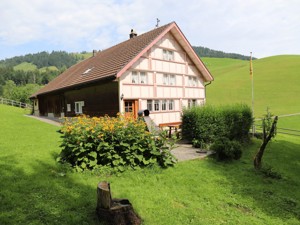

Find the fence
[[0, 97, 32, 109], [254, 123, 300, 137]]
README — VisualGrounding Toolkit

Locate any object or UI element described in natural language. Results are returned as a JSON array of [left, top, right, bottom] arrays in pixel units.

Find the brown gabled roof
[[31, 22, 213, 98]]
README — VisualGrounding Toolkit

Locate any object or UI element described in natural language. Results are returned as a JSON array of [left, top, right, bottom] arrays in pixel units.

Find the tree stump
[[96, 181, 141, 225]]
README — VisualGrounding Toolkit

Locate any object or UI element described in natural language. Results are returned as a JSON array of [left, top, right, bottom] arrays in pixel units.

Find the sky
[[0, 0, 299, 60]]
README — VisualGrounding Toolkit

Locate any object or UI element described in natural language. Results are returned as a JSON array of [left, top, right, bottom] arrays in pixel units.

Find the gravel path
[[171, 142, 214, 162]]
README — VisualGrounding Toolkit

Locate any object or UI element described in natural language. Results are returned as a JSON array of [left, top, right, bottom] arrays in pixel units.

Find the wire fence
[[254, 123, 300, 137], [0, 97, 32, 109]]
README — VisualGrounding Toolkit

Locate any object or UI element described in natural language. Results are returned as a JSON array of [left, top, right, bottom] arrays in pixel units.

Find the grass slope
[[203, 55, 300, 118], [0, 105, 300, 224], [14, 62, 38, 71]]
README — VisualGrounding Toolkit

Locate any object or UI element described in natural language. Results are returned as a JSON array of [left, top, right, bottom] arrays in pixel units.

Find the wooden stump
[[96, 181, 141, 225]]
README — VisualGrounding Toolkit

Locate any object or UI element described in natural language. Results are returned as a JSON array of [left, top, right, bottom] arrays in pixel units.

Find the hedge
[[182, 104, 253, 144]]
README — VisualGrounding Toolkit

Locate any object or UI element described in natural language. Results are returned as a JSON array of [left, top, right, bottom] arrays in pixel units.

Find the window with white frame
[[75, 101, 84, 114], [161, 100, 167, 111], [154, 100, 160, 111], [188, 99, 197, 108], [169, 75, 176, 85], [147, 100, 153, 112], [188, 76, 197, 86], [67, 104, 71, 112], [140, 72, 147, 84], [163, 74, 169, 85], [131, 71, 147, 84], [169, 100, 174, 110], [162, 49, 174, 61], [163, 74, 176, 85], [132, 71, 138, 83]]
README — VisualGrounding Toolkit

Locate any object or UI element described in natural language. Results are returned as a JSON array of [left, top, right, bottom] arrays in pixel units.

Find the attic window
[[82, 67, 94, 75]]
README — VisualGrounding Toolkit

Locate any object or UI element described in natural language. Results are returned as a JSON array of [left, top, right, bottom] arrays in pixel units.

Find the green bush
[[182, 104, 253, 144], [59, 114, 176, 172], [210, 137, 242, 161]]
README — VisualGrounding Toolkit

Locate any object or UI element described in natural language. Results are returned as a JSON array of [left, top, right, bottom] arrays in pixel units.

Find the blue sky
[[0, 0, 299, 60]]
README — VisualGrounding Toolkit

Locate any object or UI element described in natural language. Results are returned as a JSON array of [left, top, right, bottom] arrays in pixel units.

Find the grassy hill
[[203, 55, 300, 118]]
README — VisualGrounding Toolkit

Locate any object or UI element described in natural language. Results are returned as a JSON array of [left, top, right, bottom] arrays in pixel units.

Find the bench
[[159, 122, 182, 138]]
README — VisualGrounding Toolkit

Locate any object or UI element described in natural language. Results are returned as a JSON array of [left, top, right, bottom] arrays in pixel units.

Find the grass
[[203, 55, 300, 117], [1, 104, 300, 224]]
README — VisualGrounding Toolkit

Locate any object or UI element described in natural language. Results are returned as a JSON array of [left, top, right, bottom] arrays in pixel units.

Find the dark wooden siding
[[38, 94, 64, 117], [64, 81, 119, 117]]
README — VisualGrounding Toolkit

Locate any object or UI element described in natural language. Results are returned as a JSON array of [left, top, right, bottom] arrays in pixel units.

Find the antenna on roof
[[156, 18, 160, 28]]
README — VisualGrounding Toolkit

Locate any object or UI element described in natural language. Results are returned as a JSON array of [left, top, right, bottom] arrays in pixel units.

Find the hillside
[[203, 55, 300, 117]]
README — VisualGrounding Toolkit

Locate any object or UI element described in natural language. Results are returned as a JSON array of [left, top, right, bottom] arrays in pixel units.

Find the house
[[30, 22, 213, 126]]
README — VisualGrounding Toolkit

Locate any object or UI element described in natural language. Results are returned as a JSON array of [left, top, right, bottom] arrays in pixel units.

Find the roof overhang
[[116, 22, 214, 82]]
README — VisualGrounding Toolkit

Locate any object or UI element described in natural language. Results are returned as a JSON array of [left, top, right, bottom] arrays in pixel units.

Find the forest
[[0, 47, 251, 104]]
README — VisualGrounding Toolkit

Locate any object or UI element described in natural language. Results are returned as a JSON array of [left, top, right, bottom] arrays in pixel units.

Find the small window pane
[[163, 74, 169, 85], [162, 100, 167, 111], [168, 51, 174, 61], [154, 100, 160, 111], [147, 100, 152, 111], [170, 75, 175, 85], [169, 100, 174, 110], [132, 72, 138, 83], [140, 72, 147, 84]]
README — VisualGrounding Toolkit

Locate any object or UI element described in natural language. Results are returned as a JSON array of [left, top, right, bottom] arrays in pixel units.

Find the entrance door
[[124, 100, 138, 118]]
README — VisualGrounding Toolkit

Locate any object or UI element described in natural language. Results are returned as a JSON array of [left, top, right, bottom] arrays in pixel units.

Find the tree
[[3, 80, 17, 99], [253, 109, 278, 170]]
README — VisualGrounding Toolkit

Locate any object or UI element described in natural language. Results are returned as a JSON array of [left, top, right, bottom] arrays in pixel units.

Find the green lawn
[[1, 104, 300, 224]]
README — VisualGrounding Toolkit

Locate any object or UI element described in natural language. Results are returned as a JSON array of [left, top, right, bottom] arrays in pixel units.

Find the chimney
[[93, 50, 97, 57], [129, 29, 137, 39]]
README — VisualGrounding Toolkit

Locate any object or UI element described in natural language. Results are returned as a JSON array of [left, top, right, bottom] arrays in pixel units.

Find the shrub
[[210, 137, 242, 161], [59, 114, 176, 172], [182, 104, 253, 144]]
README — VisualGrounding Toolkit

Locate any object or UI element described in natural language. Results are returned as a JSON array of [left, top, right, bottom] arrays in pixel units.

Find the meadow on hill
[[203, 55, 300, 119]]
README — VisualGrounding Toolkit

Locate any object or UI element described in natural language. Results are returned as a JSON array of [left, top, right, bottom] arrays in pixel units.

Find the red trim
[[116, 23, 176, 78]]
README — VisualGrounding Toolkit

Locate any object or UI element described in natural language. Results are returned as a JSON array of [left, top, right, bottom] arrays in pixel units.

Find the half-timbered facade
[[31, 22, 213, 126]]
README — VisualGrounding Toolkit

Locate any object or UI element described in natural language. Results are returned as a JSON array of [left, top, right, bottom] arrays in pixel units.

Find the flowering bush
[[59, 114, 176, 172]]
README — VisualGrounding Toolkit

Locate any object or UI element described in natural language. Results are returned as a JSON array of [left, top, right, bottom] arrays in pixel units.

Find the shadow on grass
[[207, 138, 300, 222], [0, 155, 102, 225]]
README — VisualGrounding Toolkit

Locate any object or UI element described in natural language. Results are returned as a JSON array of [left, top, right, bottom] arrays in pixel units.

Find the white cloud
[[0, 0, 300, 59]]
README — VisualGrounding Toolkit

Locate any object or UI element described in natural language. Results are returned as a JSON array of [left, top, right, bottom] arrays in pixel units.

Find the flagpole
[[250, 52, 254, 135]]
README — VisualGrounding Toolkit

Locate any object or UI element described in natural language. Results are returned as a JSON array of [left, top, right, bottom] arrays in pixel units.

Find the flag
[[250, 52, 253, 79]]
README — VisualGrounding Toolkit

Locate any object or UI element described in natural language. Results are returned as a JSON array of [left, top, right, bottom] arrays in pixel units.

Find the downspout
[[204, 81, 212, 104]]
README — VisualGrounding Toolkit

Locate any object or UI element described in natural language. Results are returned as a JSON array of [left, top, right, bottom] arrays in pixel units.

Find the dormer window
[[163, 49, 174, 61], [82, 67, 94, 75]]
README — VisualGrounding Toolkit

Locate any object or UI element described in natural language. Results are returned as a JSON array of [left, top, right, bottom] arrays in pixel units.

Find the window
[[169, 75, 176, 85], [163, 74, 176, 85], [75, 101, 84, 114], [132, 71, 138, 83], [163, 74, 169, 85], [163, 49, 174, 61], [140, 72, 147, 84], [67, 104, 71, 112], [161, 100, 167, 111], [169, 100, 174, 110], [188, 99, 197, 108], [188, 76, 197, 86], [124, 101, 133, 113], [131, 71, 147, 84], [154, 100, 160, 111], [147, 100, 153, 111]]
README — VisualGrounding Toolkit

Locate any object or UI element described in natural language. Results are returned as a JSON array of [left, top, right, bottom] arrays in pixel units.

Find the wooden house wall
[[64, 81, 119, 117]]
